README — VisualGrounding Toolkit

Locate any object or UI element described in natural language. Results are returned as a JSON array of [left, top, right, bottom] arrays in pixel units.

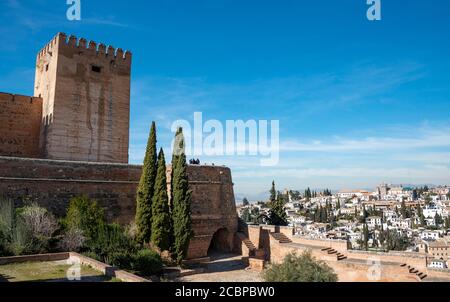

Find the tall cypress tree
[[151, 148, 171, 252], [168, 128, 184, 251], [172, 130, 193, 263], [171, 127, 184, 208], [270, 181, 276, 202], [135, 122, 157, 244]]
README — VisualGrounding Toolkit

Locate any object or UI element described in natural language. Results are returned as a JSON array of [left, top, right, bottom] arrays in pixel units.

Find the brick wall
[[0, 93, 42, 158], [0, 156, 141, 224], [185, 165, 238, 259], [35, 33, 131, 163], [0, 157, 238, 258]]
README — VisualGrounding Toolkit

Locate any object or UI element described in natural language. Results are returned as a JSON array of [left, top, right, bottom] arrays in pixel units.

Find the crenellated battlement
[[37, 32, 132, 62], [0, 92, 42, 104]]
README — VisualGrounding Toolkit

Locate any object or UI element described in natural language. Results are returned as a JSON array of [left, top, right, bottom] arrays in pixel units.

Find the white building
[[366, 216, 382, 228], [421, 231, 440, 241], [428, 259, 447, 269]]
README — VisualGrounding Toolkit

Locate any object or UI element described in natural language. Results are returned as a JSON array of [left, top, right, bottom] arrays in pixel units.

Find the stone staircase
[[237, 232, 257, 257], [271, 232, 293, 244], [321, 247, 347, 261], [400, 263, 427, 280]]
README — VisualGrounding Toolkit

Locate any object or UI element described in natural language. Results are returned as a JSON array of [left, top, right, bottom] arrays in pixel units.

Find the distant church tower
[[34, 33, 132, 163]]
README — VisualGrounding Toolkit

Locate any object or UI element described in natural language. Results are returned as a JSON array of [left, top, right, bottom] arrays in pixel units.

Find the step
[[420, 274, 428, 280], [321, 247, 332, 251]]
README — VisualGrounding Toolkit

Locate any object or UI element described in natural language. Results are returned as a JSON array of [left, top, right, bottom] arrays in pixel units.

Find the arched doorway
[[208, 228, 231, 255]]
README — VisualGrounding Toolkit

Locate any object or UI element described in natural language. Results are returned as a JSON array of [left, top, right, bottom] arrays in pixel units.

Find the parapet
[[37, 32, 132, 63], [0, 92, 42, 104]]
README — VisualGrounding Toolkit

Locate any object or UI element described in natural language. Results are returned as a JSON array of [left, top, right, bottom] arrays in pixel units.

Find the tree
[[135, 122, 158, 244], [171, 127, 184, 209], [270, 181, 276, 202], [363, 224, 369, 251], [445, 217, 450, 229], [150, 149, 171, 252], [268, 183, 288, 226], [242, 197, 250, 206], [171, 133, 193, 263], [264, 251, 338, 282], [64, 196, 105, 239], [400, 200, 407, 218], [434, 213, 443, 227], [241, 208, 251, 222]]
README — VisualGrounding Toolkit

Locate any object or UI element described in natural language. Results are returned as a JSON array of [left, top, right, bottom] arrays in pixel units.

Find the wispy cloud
[[280, 124, 450, 152]]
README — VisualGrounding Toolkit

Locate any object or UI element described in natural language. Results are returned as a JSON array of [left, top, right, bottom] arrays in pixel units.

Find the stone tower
[[34, 33, 132, 163]]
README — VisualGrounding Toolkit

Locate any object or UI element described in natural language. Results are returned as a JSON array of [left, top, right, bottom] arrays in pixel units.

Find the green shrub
[[63, 196, 105, 238], [1, 201, 58, 256], [132, 249, 163, 276], [0, 199, 14, 256], [86, 223, 138, 266], [264, 251, 338, 282]]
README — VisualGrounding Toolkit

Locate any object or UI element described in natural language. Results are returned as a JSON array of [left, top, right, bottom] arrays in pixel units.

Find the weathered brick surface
[[0, 94, 42, 158], [0, 157, 238, 258], [0, 156, 141, 224], [185, 165, 238, 259], [34, 33, 131, 163]]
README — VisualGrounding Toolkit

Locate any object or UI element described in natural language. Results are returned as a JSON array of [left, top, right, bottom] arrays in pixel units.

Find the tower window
[[45, 64, 49, 71], [92, 65, 102, 73]]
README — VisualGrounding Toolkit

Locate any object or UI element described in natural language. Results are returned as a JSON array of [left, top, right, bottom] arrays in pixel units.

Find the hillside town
[[238, 183, 450, 270]]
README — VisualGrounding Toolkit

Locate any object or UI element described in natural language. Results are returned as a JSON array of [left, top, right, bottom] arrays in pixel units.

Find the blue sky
[[1, 0, 450, 200]]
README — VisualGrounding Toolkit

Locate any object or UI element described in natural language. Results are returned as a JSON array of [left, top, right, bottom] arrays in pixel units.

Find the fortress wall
[[0, 157, 238, 258], [0, 156, 141, 224], [0, 94, 43, 158], [290, 236, 348, 252], [268, 237, 421, 282], [186, 165, 238, 259]]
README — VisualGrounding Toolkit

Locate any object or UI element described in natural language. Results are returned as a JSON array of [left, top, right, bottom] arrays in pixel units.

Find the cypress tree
[[270, 181, 276, 202], [151, 148, 171, 252], [172, 143, 193, 264], [168, 127, 184, 250], [170, 127, 184, 209], [135, 122, 157, 244], [363, 224, 369, 251]]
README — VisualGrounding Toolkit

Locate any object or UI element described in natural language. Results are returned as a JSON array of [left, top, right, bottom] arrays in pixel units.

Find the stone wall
[[185, 165, 238, 259], [0, 156, 141, 224], [34, 33, 131, 163], [0, 157, 238, 258], [0, 93, 43, 158], [242, 225, 449, 282]]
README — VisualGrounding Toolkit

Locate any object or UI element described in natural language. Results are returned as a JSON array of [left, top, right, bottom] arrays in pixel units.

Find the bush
[[63, 196, 105, 238], [14, 204, 58, 255], [18, 204, 58, 238], [86, 223, 138, 266], [58, 228, 85, 252], [0, 199, 14, 256], [264, 251, 338, 282], [132, 249, 163, 276], [1, 201, 58, 256]]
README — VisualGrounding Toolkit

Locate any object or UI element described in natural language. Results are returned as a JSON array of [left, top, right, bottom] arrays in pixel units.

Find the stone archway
[[208, 228, 232, 255]]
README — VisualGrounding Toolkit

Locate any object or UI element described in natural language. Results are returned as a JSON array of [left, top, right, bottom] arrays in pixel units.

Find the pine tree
[[172, 142, 193, 264], [151, 148, 171, 252], [135, 122, 157, 244]]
